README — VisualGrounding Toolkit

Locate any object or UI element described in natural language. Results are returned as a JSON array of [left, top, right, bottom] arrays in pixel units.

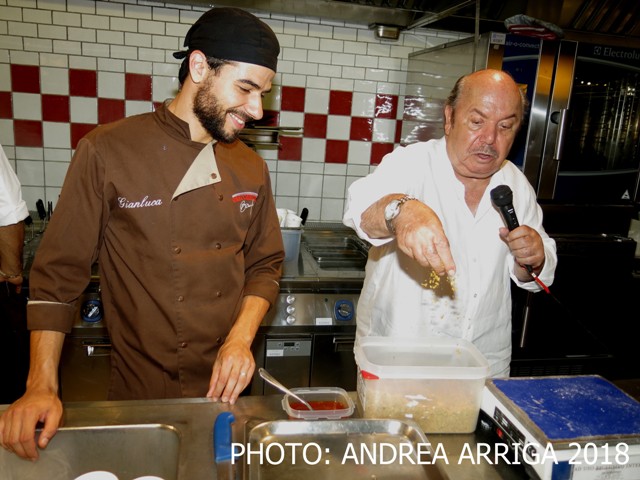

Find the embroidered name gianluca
[[118, 195, 163, 209]]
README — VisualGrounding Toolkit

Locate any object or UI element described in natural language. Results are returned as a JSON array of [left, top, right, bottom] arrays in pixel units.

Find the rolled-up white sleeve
[[343, 142, 429, 247], [0, 145, 29, 226]]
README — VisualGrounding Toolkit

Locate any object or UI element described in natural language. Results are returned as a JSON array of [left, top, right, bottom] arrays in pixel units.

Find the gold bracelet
[[0, 268, 22, 279]]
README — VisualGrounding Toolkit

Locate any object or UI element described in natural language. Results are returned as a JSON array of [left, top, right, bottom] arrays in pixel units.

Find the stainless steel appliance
[[510, 205, 638, 379], [58, 224, 366, 401], [249, 224, 366, 395], [59, 287, 111, 402], [408, 32, 640, 204]]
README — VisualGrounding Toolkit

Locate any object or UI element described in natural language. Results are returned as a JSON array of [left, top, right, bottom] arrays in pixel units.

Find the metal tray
[[242, 419, 449, 479]]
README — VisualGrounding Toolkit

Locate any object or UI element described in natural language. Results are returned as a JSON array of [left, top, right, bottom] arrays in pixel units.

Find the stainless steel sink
[[0, 423, 180, 480], [302, 230, 369, 270]]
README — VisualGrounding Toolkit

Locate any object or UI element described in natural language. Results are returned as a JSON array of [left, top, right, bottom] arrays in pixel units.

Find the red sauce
[[290, 400, 347, 411]]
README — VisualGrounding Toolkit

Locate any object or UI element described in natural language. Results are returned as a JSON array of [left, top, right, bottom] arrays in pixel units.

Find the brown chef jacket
[[27, 103, 284, 399]]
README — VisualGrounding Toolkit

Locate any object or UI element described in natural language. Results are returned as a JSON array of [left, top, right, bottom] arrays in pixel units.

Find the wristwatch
[[384, 195, 417, 234]]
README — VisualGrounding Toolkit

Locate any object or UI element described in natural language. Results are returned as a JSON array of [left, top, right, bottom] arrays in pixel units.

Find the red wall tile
[[281, 86, 305, 112], [14, 120, 43, 147], [371, 142, 394, 165], [350, 117, 373, 142], [303, 113, 327, 138], [278, 136, 302, 161], [70, 69, 97, 97], [329, 90, 352, 116], [11, 65, 40, 94], [395, 120, 403, 144], [125, 73, 152, 101], [42, 94, 70, 122], [71, 123, 97, 149], [0, 92, 12, 118], [98, 98, 125, 125], [325, 139, 348, 163], [375, 94, 398, 119]]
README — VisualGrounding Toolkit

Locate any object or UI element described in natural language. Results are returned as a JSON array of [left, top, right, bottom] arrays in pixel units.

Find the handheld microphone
[[490, 185, 520, 231], [490, 185, 535, 276]]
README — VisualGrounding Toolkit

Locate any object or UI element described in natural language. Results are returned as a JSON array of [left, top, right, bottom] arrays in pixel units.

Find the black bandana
[[173, 7, 280, 72]]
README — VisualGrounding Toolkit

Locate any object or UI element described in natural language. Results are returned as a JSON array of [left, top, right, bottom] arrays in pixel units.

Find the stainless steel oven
[[59, 287, 111, 402], [250, 291, 360, 395]]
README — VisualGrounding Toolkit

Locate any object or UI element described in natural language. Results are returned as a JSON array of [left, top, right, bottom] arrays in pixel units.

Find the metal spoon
[[258, 368, 314, 410]]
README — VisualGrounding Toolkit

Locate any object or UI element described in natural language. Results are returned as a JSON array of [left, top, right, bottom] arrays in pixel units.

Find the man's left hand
[[206, 338, 254, 404], [499, 226, 545, 280]]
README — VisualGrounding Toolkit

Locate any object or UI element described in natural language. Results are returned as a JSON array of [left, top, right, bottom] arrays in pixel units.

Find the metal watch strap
[[386, 195, 417, 235]]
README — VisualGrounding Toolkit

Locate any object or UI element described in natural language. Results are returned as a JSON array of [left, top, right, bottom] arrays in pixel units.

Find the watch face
[[385, 199, 401, 220]]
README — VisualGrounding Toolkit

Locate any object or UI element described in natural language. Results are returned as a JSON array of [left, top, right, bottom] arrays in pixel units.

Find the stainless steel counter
[[1, 395, 526, 480]]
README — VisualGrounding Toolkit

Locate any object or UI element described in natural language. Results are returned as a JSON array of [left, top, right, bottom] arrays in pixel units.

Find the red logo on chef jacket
[[232, 191, 258, 213]]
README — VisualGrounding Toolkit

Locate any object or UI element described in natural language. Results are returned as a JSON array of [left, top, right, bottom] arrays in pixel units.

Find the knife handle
[[214, 411, 235, 462]]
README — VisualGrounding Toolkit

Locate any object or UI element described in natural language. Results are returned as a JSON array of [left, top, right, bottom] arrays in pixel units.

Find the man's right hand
[[0, 387, 63, 460], [390, 199, 456, 277]]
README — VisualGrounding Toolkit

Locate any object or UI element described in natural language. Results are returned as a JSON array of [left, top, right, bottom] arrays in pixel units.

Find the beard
[[193, 78, 248, 144]]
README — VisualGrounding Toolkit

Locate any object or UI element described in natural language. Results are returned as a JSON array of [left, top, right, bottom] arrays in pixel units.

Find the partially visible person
[[344, 69, 557, 377], [0, 7, 283, 460], [0, 143, 29, 404]]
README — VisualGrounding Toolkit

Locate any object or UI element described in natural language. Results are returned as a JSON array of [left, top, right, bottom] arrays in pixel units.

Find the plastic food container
[[354, 336, 490, 433], [281, 387, 355, 420], [281, 227, 302, 264]]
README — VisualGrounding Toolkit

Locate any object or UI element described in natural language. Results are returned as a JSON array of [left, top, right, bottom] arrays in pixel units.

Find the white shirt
[[0, 144, 28, 226], [343, 137, 557, 377]]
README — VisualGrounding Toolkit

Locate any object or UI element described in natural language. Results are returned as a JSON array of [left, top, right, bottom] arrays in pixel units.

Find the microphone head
[[490, 185, 513, 207]]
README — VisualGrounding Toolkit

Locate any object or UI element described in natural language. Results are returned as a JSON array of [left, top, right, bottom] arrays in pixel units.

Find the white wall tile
[[15, 147, 43, 162], [44, 159, 69, 187], [301, 138, 326, 163], [298, 197, 321, 221], [373, 118, 396, 142], [12, 92, 41, 120], [68, 0, 96, 15], [322, 175, 346, 198], [276, 172, 300, 196], [320, 197, 344, 221], [0, 63, 10, 90], [125, 100, 152, 117], [351, 92, 375, 117], [43, 147, 71, 162], [324, 164, 347, 175], [38, 24, 66, 40], [53, 39, 82, 56], [347, 141, 371, 165], [82, 42, 109, 58], [152, 75, 179, 102], [97, 70, 124, 98], [279, 111, 304, 129], [308, 24, 333, 39], [0, 119, 14, 145], [326, 115, 350, 140], [16, 159, 44, 186], [303, 88, 328, 114], [24, 37, 53, 53], [70, 96, 97, 123], [300, 173, 323, 197], [40, 53, 69, 68], [98, 57, 124, 72], [300, 161, 323, 174], [43, 122, 70, 149]]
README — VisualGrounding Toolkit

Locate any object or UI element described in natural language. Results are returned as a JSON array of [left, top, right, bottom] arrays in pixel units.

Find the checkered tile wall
[[1, 64, 403, 165], [0, 0, 468, 220]]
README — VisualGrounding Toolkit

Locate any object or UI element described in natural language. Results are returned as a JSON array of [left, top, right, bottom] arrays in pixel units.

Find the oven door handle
[[83, 341, 112, 357]]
